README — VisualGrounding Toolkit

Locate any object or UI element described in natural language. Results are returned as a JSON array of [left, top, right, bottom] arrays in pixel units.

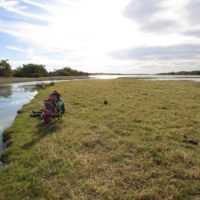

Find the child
[[49, 90, 66, 114], [41, 108, 51, 128]]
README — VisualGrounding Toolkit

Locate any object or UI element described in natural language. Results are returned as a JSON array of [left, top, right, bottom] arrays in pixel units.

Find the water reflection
[[0, 85, 12, 98], [0, 83, 38, 153], [90, 74, 200, 81]]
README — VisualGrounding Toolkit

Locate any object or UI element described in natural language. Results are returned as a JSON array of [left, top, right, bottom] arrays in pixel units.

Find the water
[[90, 74, 200, 81], [0, 83, 38, 153]]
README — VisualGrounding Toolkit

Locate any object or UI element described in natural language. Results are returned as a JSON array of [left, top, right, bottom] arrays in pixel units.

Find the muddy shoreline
[[0, 76, 89, 84]]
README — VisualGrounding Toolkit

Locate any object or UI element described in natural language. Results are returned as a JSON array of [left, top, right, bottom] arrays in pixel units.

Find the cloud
[[141, 19, 178, 32], [110, 44, 200, 60], [0, 0, 49, 22], [124, 0, 180, 32], [0, 0, 26, 11], [6, 45, 24, 52], [136, 60, 200, 74], [124, 0, 162, 21], [187, 0, 200, 24], [184, 30, 200, 38], [19, 0, 50, 10], [0, 0, 141, 71], [173, 0, 200, 38], [0, 0, 200, 74], [179, 0, 200, 38]]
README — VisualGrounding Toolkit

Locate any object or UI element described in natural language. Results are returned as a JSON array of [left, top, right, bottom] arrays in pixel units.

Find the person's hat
[[52, 90, 61, 97]]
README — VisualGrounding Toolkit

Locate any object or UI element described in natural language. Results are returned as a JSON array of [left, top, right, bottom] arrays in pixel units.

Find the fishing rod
[[11, 90, 43, 107], [11, 89, 37, 97], [22, 93, 35, 101]]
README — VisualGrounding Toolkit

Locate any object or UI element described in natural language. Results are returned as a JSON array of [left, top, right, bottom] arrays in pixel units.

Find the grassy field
[[0, 79, 200, 200], [0, 76, 89, 84]]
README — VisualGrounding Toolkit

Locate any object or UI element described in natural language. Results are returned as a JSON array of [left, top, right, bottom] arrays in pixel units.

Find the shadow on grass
[[22, 118, 61, 150]]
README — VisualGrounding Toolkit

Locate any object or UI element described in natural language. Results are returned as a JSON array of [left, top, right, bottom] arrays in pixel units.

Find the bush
[[49, 67, 88, 76], [13, 64, 48, 77], [0, 59, 12, 77]]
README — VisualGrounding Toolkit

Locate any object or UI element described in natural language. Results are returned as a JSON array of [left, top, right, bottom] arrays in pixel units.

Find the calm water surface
[[0, 82, 38, 153], [90, 74, 200, 81]]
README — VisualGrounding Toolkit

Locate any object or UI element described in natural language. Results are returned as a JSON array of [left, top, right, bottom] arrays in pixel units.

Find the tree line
[[0, 59, 88, 77], [158, 71, 200, 75]]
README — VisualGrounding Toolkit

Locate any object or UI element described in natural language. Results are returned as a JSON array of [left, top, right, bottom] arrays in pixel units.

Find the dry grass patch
[[0, 79, 200, 199]]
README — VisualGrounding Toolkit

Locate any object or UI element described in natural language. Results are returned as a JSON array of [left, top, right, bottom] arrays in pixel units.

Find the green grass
[[0, 78, 200, 200]]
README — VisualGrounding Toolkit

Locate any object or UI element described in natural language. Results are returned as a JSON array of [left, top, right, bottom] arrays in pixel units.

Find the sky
[[0, 0, 200, 74]]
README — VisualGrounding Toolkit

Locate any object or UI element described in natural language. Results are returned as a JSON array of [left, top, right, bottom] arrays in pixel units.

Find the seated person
[[49, 90, 66, 115], [41, 98, 58, 126], [31, 90, 66, 126], [31, 100, 50, 117]]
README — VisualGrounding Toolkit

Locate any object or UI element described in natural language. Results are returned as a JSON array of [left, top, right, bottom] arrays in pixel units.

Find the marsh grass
[[0, 79, 200, 199]]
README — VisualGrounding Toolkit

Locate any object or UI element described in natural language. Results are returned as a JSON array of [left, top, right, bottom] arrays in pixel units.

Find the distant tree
[[0, 59, 12, 77], [158, 71, 200, 75], [49, 67, 88, 76], [13, 64, 48, 77]]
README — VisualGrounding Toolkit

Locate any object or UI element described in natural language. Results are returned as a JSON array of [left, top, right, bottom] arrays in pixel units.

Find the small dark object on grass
[[188, 140, 198, 145], [30, 111, 41, 117], [183, 139, 198, 145], [104, 100, 108, 105]]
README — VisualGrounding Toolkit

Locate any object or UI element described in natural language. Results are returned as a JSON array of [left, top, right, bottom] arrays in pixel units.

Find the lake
[[90, 74, 200, 81]]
